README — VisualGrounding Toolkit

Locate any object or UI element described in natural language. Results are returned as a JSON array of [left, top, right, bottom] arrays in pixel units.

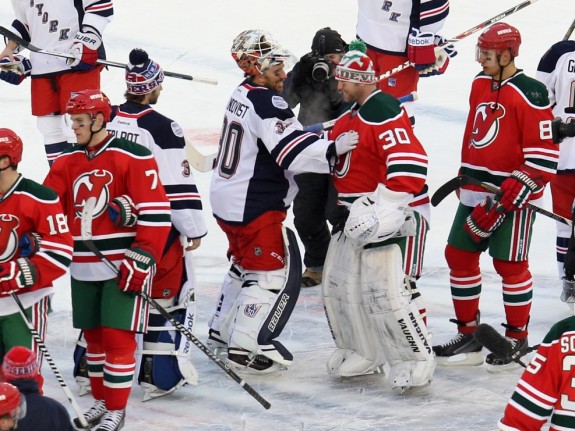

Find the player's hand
[[0, 258, 37, 294], [464, 196, 506, 242], [499, 169, 543, 212], [185, 237, 201, 252], [19, 232, 41, 258], [418, 36, 457, 77], [118, 247, 155, 295], [68, 29, 101, 71], [335, 131, 359, 155], [0, 55, 31, 85], [407, 28, 436, 70], [108, 195, 138, 228]]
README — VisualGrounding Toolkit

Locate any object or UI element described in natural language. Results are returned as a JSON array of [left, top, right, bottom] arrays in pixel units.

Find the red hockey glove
[[0, 258, 37, 294], [18, 232, 41, 258], [464, 197, 506, 242], [418, 36, 457, 77], [118, 247, 156, 295], [68, 29, 101, 71], [407, 28, 436, 70], [499, 169, 544, 212], [0, 55, 32, 85], [108, 195, 138, 228]]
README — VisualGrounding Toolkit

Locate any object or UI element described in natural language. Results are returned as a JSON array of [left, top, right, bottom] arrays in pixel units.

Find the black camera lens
[[312, 60, 331, 82], [552, 117, 575, 144]]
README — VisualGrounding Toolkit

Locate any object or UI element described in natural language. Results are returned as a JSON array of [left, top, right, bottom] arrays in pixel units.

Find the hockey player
[[105, 48, 207, 400], [0, 0, 113, 164], [282, 28, 349, 287], [356, 0, 455, 119], [0, 128, 73, 385], [536, 39, 575, 307], [43, 89, 171, 431], [432, 23, 558, 371], [322, 41, 435, 389], [208, 29, 358, 372]]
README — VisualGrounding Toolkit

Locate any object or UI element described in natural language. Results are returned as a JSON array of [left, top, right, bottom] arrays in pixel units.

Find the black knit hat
[[311, 28, 346, 56]]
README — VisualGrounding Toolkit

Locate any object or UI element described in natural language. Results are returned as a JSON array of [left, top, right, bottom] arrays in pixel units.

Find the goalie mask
[[231, 29, 294, 76]]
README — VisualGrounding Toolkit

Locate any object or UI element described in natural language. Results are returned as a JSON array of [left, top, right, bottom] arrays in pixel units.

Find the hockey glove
[[68, 29, 101, 71], [18, 232, 41, 258], [407, 28, 436, 70], [418, 36, 457, 77], [464, 197, 506, 242], [0, 55, 32, 85], [108, 195, 138, 228], [0, 258, 38, 294], [334, 131, 359, 155], [118, 247, 156, 295], [499, 169, 544, 212]]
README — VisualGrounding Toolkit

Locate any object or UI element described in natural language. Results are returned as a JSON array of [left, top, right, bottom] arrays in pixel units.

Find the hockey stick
[[10, 293, 91, 430], [80, 197, 272, 410], [563, 17, 575, 41], [431, 175, 572, 226], [185, 138, 217, 172], [377, 0, 540, 81], [319, 91, 418, 130], [0, 26, 218, 86], [474, 323, 539, 368]]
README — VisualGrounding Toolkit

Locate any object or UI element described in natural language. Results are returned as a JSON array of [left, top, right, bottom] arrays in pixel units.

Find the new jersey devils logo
[[0, 214, 20, 262], [72, 170, 114, 218], [470, 102, 506, 149]]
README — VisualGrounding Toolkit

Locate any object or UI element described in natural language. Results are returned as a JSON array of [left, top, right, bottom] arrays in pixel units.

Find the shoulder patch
[[171, 121, 184, 138], [272, 95, 289, 109]]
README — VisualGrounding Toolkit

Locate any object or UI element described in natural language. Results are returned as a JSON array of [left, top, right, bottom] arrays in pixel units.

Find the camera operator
[[283, 27, 348, 287], [536, 38, 575, 306]]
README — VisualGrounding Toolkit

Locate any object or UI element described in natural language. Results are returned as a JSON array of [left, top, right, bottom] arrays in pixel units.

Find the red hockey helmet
[[65, 89, 112, 123], [0, 128, 24, 165], [477, 22, 521, 57], [0, 382, 25, 419]]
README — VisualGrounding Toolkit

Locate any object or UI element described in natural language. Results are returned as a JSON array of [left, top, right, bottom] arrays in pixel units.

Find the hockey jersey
[[327, 89, 429, 220], [459, 71, 558, 208], [356, 0, 449, 55], [536, 40, 575, 172], [43, 135, 171, 281], [9, 0, 113, 76], [0, 175, 73, 317], [107, 102, 207, 240], [498, 315, 575, 431], [210, 79, 335, 225]]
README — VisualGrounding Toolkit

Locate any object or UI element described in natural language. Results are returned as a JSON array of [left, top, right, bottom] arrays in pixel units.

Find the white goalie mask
[[231, 29, 295, 75]]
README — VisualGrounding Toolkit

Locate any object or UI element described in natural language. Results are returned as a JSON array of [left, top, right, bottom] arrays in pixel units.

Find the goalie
[[322, 41, 435, 390]]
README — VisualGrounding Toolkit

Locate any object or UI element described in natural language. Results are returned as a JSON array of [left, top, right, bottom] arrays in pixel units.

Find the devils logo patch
[[470, 102, 506, 149]]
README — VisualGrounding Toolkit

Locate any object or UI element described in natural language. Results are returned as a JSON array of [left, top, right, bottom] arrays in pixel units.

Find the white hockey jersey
[[357, 0, 449, 54], [107, 102, 207, 240], [536, 40, 575, 172], [210, 79, 334, 224], [9, 0, 113, 76]]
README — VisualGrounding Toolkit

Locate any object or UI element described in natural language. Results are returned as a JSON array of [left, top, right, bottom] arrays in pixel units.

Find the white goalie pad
[[361, 244, 435, 389], [208, 263, 243, 347], [322, 234, 385, 377], [344, 184, 415, 245]]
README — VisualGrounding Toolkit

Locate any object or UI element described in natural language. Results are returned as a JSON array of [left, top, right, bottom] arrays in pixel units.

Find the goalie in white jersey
[[208, 29, 358, 372]]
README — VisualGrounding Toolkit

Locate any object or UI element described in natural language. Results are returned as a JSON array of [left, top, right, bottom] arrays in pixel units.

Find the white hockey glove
[[0, 55, 31, 85], [68, 28, 101, 70], [344, 184, 414, 244], [418, 36, 457, 77], [335, 131, 359, 155]]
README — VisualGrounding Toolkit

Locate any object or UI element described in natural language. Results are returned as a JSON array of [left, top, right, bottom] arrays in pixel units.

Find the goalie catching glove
[[0, 55, 32, 85], [68, 27, 102, 71], [344, 184, 415, 244], [0, 258, 37, 294], [464, 196, 505, 242], [108, 195, 138, 228], [499, 168, 544, 212], [118, 247, 156, 295]]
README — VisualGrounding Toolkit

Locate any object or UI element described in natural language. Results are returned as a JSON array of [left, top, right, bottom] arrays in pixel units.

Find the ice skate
[[95, 409, 125, 431], [227, 347, 286, 374], [206, 329, 227, 355], [485, 337, 529, 373], [432, 333, 483, 366], [74, 399, 106, 428], [301, 267, 322, 287]]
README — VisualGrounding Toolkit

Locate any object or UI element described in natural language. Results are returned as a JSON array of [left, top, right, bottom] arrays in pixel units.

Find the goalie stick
[[431, 175, 572, 226], [80, 197, 271, 410], [376, 0, 540, 82], [564, 17, 575, 41], [10, 293, 91, 429], [0, 26, 218, 86], [474, 323, 539, 368], [185, 138, 217, 172]]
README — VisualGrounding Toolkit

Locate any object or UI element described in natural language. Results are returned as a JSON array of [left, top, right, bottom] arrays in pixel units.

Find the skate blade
[[435, 352, 483, 366], [77, 386, 92, 397], [338, 365, 385, 378], [142, 387, 177, 402], [485, 361, 521, 374]]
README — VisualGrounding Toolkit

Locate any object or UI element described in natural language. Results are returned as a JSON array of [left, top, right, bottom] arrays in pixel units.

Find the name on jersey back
[[227, 98, 250, 119]]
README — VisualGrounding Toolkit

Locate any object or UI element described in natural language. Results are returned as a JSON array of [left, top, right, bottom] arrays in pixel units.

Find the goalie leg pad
[[208, 264, 243, 346], [360, 243, 435, 389], [322, 234, 384, 376], [72, 331, 92, 396]]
